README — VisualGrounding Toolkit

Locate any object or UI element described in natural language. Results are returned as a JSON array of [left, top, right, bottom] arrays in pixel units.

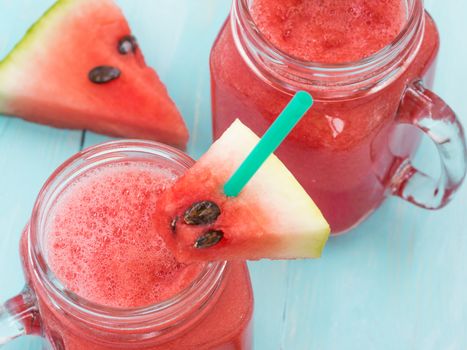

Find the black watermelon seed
[[88, 66, 121, 84], [118, 35, 138, 55], [184, 201, 221, 226], [194, 230, 224, 249]]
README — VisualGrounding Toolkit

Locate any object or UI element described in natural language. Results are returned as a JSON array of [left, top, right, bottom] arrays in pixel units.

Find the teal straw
[[223, 91, 313, 197]]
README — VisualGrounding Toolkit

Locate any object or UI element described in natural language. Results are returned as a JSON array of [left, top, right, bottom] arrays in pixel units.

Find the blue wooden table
[[1, 1, 466, 349]]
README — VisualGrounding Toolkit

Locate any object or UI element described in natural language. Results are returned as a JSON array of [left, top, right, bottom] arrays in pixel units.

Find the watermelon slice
[[0, 0, 188, 149], [154, 120, 330, 261]]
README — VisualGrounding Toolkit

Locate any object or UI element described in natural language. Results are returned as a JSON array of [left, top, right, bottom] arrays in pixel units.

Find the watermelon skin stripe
[[0, 0, 66, 110], [0, 0, 189, 149], [0, 0, 74, 81]]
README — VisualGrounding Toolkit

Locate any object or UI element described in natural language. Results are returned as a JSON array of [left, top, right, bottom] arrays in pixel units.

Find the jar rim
[[28, 140, 227, 333], [232, 0, 425, 96]]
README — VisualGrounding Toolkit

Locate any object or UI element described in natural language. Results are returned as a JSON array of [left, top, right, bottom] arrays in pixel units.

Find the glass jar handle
[[0, 286, 42, 345], [391, 81, 467, 208]]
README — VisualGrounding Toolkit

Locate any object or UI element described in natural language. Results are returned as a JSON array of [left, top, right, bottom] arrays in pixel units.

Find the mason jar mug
[[0, 141, 253, 349], [210, 0, 466, 233]]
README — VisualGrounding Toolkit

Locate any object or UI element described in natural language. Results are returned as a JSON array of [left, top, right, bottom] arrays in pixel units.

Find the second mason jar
[[210, 0, 466, 234]]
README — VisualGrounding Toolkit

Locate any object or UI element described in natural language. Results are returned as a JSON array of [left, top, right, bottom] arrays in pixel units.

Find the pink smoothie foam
[[45, 161, 204, 308], [251, 0, 407, 63]]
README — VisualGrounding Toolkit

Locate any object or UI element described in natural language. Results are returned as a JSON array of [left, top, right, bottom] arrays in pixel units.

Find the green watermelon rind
[[0, 0, 77, 108], [304, 226, 329, 258], [0, 0, 73, 66]]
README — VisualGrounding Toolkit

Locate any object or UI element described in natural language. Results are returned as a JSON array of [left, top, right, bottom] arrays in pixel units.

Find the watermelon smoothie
[[6, 141, 252, 349], [250, 0, 407, 64], [44, 162, 204, 309], [210, 0, 452, 233]]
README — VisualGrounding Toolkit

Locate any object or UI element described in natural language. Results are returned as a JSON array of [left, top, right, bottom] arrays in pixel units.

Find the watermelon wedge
[[154, 120, 330, 261], [0, 0, 188, 149]]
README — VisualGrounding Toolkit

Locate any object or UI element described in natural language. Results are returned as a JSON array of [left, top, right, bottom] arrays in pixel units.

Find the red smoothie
[[210, 0, 439, 233], [17, 144, 253, 350], [251, 0, 406, 63], [45, 162, 202, 309]]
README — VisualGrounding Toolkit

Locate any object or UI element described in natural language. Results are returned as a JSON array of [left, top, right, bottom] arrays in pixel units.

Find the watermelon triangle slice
[[0, 0, 188, 149], [154, 120, 330, 261]]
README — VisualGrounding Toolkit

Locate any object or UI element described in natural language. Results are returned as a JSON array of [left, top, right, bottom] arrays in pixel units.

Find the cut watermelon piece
[[154, 120, 330, 261], [0, 0, 188, 149]]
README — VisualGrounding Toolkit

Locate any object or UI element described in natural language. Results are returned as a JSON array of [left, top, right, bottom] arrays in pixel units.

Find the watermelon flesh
[[0, 0, 188, 149], [154, 120, 330, 261]]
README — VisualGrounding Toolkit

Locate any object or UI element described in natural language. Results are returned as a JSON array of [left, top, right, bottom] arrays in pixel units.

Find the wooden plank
[[0, 0, 466, 349], [248, 261, 290, 349]]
